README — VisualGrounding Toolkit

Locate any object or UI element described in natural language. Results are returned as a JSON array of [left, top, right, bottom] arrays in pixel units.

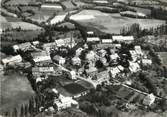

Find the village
[[2, 30, 166, 116]]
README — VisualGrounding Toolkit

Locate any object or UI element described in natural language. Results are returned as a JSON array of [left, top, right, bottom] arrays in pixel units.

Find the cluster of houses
[[1, 33, 156, 112]]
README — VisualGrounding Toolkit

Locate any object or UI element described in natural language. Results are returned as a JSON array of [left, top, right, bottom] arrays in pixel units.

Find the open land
[[70, 10, 166, 34], [0, 72, 35, 114]]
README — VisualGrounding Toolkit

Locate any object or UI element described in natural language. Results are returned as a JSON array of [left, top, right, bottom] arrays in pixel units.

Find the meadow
[[0, 15, 42, 30], [71, 10, 166, 34]]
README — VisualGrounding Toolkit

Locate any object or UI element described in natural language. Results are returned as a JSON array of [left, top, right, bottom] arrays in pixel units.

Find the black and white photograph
[[0, 0, 167, 117]]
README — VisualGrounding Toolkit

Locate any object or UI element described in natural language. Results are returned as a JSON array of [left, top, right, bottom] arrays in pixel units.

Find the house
[[141, 59, 152, 65], [93, 70, 110, 84], [87, 37, 100, 42], [45, 0, 60, 2], [69, 70, 76, 80], [101, 39, 112, 44], [2, 55, 22, 65], [110, 65, 124, 78], [41, 4, 62, 10], [31, 51, 52, 65], [98, 49, 107, 57], [86, 51, 96, 61], [143, 93, 155, 106], [54, 95, 78, 111], [129, 50, 138, 62], [32, 67, 55, 76], [93, 0, 108, 4], [55, 38, 76, 48], [42, 42, 56, 54], [13, 42, 33, 52], [53, 55, 66, 65], [72, 56, 81, 66], [110, 53, 119, 61], [76, 48, 83, 56], [112, 36, 134, 43], [129, 61, 140, 73], [32, 41, 39, 46], [87, 31, 94, 35], [85, 67, 98, 77], [134, 46, 143, 56]]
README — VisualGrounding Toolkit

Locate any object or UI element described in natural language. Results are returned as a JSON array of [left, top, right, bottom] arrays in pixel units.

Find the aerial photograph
[[0, 0, 167, 117]]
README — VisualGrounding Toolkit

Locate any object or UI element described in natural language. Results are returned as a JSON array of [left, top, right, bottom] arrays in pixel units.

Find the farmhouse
[[2, 55, 22, 65], [54, 95, 78, 111], [120, 11, 147, 18], [112, 36, 134, 43], [143, 93, 155, 106], [13, 42, 33, 52], [87, 31, 94, 35]]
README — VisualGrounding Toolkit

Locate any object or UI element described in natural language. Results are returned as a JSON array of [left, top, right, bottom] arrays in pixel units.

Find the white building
[[13, 42, 33, 52], [86, 51, 96, 61], [129, 50, 138, 62], [143, 93, 155, 106], [134, 46, 143, 56], [141, 59, 152, 65], [70, 70, 76, 80], [87, 31, 94, 35], [98, 49, 107, 57], [43, 42, 56, 53], [110, 65, 124, 78], [87, 37, 100, 42], [32, 67, 55, 76], [112, 36, 134, 43], [72, 56, 81, 66], [110, 53, 119, 61], [2, 55, 22, 65], [129, 61, 140, 73], [93, 0, 108, 4], [76, 48, 83, 56], [53, 55, 66, 65], [55, 38, 75, 48], [54, 95, 78, 111], [101, 39, 112, 44], [45, 0, 60, 2]]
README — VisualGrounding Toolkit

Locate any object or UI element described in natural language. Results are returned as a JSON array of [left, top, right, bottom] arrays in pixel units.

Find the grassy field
[[0, 72, 35, 114], [5, 0, 41, 5], [71, 10, 166, 34], [0, 14, 42, 30], [20, 6, 60, 23]]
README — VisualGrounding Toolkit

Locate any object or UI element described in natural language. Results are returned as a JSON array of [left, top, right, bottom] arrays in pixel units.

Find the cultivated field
[[0, 72, 35, 114], [71, 10, 166, 34]]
